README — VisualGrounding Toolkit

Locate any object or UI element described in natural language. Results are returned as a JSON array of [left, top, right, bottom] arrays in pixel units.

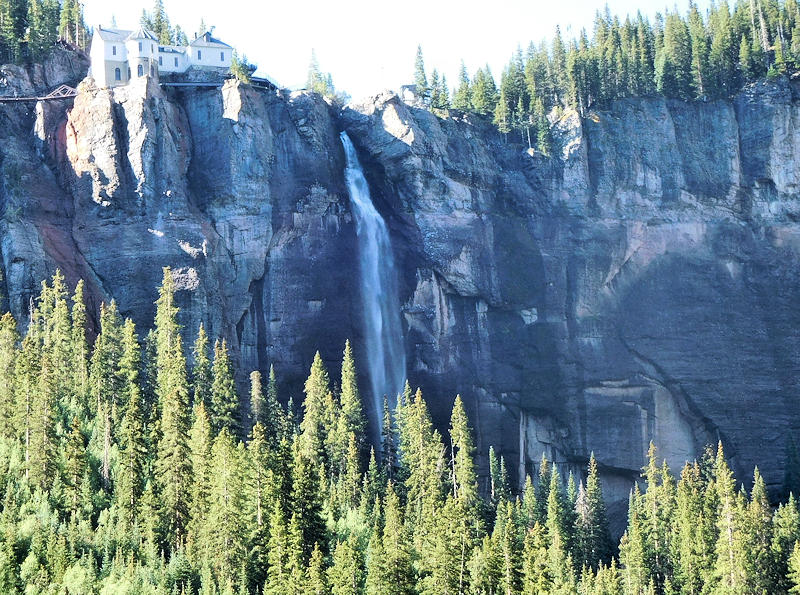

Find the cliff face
[[2, 51, 799, 525]]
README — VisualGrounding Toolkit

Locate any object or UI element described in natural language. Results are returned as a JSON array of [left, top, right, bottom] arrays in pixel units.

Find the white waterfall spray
[[340, 131, 406, 441]]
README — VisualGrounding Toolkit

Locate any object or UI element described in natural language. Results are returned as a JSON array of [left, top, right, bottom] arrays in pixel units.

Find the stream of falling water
[[340, 131, 406, 443]]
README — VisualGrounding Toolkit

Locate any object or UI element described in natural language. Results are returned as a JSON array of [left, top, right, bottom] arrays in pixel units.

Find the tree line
[[0, 0, 86, 63], [413, 0, 800, 153], [0, 269, 797, 593]]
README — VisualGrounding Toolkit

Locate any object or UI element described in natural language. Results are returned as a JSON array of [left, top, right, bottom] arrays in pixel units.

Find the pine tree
[[380, 395, 397, 481], [745, 468, 773, 593], [329, 534, 363, 595], [453, 61, 472, 110], [494, 499, 522, 594], [449, 395, 480, 530], [300, 351, 333, 467], [246, 421, 272, 585], [116, 385, 147, 531], [494, 88, 512, 138], [249, 370, 264, 432], [688, 1, 710, 97], [29, 352, 57, 491], [63, 416, 87, 515], [189, 401, 213, 556], [210, 339, 239, 436], [620, 485, 649, 594], [772, 494, 800, 593], [789, 541, 800, 594], [575, 453, 612, 570], [522, 523, 551, 592], [308, 542, 330, 594], [471, 66, 498, 115], [192, 324, 212, 408], [291, 442, 328, 560], [154, 268, 192, 548], [0, 313, 17, 439], [712, 442, 748, 593], [337, 340, 365, 465], [413, 44, 428, 101], [380, 483, 415, 594], [266, 499, 290, 595], [207, 429, 246, 588], [151, 0, 171, 44], [655, 11, 693, 99], [264, 364, 283, 442]]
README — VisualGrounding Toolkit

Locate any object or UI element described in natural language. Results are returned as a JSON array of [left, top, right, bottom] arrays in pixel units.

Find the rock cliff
[[2, 50, 800, 527]]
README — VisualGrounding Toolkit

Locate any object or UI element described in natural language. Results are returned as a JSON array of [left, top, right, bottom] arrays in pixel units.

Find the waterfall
[[340, 131, 406, 442]]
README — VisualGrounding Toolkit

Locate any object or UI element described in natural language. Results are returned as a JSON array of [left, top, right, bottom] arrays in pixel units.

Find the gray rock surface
[[2, 50, 800, 527]]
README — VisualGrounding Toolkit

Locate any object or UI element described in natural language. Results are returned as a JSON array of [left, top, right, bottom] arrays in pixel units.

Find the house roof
[[159, 45, 186, 55], [127, 27, 158, 42], [190, 32, 232, 48], [95, 26, 132, 42]]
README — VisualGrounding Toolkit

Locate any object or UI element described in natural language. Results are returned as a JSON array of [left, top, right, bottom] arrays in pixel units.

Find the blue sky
[[84, 0, 713, 100]]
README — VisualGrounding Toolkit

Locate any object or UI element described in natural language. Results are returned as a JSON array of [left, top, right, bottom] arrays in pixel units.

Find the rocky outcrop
[[341, 81, 800, 528], [1, 49, 799, 528]]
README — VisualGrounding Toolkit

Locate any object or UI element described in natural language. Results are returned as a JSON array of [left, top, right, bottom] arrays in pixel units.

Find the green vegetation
[[0, 0, 87, 63], [415, 0, 800, 150], [0, 269, 797, 593], [307, 49, 350, 104]]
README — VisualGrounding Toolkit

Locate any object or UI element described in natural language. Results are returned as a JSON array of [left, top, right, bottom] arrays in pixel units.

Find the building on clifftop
[[89, 26, 233, 88]]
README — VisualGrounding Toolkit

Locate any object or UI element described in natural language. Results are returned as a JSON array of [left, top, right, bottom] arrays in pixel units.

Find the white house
[[90, 25, 233, 88]]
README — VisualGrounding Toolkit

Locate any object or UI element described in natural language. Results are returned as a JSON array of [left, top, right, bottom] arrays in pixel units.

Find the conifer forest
[[1, 0, 800, 593], [0, 268, 797, 594]]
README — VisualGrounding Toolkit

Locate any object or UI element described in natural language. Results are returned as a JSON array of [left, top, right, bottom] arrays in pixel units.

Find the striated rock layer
[[2, 51, 800, 527]]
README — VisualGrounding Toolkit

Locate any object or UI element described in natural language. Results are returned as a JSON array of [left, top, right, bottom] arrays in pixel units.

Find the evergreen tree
[[308, 542, 330, 594], [189, 401, 213, 556], [28, 352, 56, 491], [192, 324, 212, 408], [712, 442, 748, 593], [249, 370, 264, 432], [413, 44, 428, 100], [291, 442, 328, 560], [265, 499, 290, 595], [154, 268, 192, 549], [471, 66, 498, 114], [453, 61, 472, 110], [0, 313, 17, 439], [206, 429, 246, 588], [210, 339, 238, 436], [329, 534, 363, 595], [338, 340, 365, 462], [300, 351, 333, 467], [576, 453, 612, 570], [151, 0, 171, 44], [63, 416, 87, 515], [380, 483, 415, 594], [116, 383, 146, 531], [655, 11, 693, 99]]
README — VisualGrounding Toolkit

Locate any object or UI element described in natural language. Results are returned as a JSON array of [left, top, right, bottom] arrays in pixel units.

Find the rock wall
[[2, 50, 800, 526]]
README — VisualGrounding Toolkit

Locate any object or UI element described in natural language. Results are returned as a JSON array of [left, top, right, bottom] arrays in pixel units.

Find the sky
[[83, 0, 714, 101]]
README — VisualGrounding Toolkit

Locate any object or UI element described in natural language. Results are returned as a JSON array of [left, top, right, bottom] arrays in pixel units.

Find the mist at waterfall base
[[340, 132, 407, 445]]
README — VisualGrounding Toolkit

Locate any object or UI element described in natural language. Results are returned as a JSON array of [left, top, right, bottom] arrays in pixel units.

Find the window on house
[[159, 56, 163, 66], [137, 64, 143, 77], [220, 51, 224, 62], [115, 68, 121, 81], [138, 42, 142, 51], [174, 57, 178, 67], [112, 45, 116, 56], [197, 50, 202, 60], [127, 67, 131, 78]]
